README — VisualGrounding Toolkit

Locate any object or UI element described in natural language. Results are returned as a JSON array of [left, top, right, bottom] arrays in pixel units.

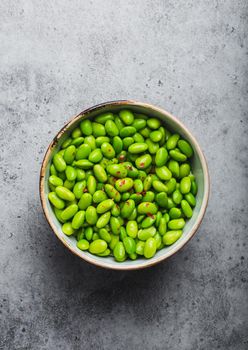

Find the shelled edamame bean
[[48, 110, 197, 262]]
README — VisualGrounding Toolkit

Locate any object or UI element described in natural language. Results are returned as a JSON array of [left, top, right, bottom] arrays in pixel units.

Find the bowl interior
[[41, 101, 209, 270]]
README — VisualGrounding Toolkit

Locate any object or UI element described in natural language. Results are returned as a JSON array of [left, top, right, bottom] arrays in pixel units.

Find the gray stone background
[[0, 1, 247, 349]]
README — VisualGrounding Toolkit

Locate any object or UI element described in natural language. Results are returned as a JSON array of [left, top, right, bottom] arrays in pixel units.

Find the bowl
[[40, 100, 210, 270]]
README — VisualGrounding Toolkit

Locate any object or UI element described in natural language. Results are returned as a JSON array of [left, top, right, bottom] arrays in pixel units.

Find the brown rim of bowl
[[40, 100, 210, 270]]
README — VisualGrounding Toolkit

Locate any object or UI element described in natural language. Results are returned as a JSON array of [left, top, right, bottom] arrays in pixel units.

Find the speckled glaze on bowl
[[40, 100, 210, 270]]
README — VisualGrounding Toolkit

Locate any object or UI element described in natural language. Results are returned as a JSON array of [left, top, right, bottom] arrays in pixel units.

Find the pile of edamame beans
[[48, 110, 197, 262]]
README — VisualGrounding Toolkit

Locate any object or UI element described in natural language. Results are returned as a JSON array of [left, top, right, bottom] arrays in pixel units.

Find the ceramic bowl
[[40, 100, 210, 270]]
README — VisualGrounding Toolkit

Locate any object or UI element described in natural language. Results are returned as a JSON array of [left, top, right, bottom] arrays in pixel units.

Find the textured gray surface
[[0, 1, 247, 349]]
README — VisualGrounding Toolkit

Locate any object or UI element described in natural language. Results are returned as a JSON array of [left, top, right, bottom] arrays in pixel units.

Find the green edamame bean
[[120, 199, 135, 218], [143, 175, 152, 191], [123, 237, 136, 254], [114, 242, 126, 262], [93, 164, 108, 183], [120, 227, 127, 241], [106, 164, 127, 178], [122, 137, 134, 150], [158, 126, 166, 146], [72, 127, 82, 139], [63, 180, 75, 190], [97, 249, 111, 257], [128, 143, 148, 154], [155, 211, 162, 227], [141, 215, 156, 228], [73, 180, 86, 199], [74, 160, 93, 169], [152, 180, 168, 193], [191, 180, 198, 196], [166, 178, 177, 194], [163, 230, 182, 245], [180, 176, 191, 194], [136, 241, 145, 255], [88, 149, 103, 163], [168, 218, 185, 230], [172, 189, 183, 204], [121, 193, 130, 202], [142, 191, 155, 202], [89, 239, 107, 254], [85, 206, 98, 225], [178, 140, 193, 157], [76, 169, 86, 181], [61, 137, 72, 149], [92, 233, 100, 241], [105, 184, 121, 202], [49, 175, 63, 187], [110, 217, 121, 235], [85, 227, 93, 241], [146, 138, 159, 154], [99, 228, 111, 243], [114, 116, 125, 131], [54, 207, 66, 223], [119, 110, 134, 125], [65, 166, 77, 181], [179, 163, 190, 178], [92, 122, 106, 137], [95, 112, 114, 124], [166, 134, 180, 150], [109, 234, 119, 250], [101, 142, 115, 159], [120, 126, 136, 138], [80, 119, 92, 136], [166, 197, 176, 210], [50, 164, 57, 176], [111, 203, 121, 217], [181, 200, 193, 218], [112, 136, 123, 154], [71, 136, 84, 147], [134, 179, 144, 193], [169, 150, 187, 162], [97, 199, 114, 214], [129, 207, 137, 220], [147, 118, 161, 130], [168, 160, 180, 178], [55, 186, 75, 201], [61, 204, 78, 221], [169, 207, 182, 219], [76, 144, 91, 160], [138, 202, 158, 215], [144, 238, 156, 258], [87, 175, 96, 195], [132, 119, 146, 130], [156, 192, 168, 208], [48, 192, 65, 209], [93, 190, 108, 203], [184, 192, 196, 207], [150, 130, 162, 142], [105, 120, 119, 137], [96, 211, 111, 228], [155, 148, 168, 167], [95, 136, 110, 147], [77, 239, 89, 251], [135, 154, 152, 169], [158, 217, 167, 235], [58, 149, 65, 157], [155, 166, 172, 181], [63, 145, 76, 164], [138, 226, 156, 241], [126, 221, 138, 238], [72, 210, 85, 229], [133, 133, 145, 143], [115, 178, 134, 192], [124, 163, 139, 178], [77, 228, 84, 241], [84, 136, 96, 151], [53, 154, 66, 172], [62, 222, 75, 236], [154, 233, 162, 249], [78, 193, 92, 210]]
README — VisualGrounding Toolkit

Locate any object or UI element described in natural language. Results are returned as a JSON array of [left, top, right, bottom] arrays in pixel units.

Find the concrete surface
[[0, 1, 247, 349]]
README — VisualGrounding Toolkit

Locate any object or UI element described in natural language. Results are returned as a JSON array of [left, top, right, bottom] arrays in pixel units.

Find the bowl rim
[[40, 100, 210, 270]]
